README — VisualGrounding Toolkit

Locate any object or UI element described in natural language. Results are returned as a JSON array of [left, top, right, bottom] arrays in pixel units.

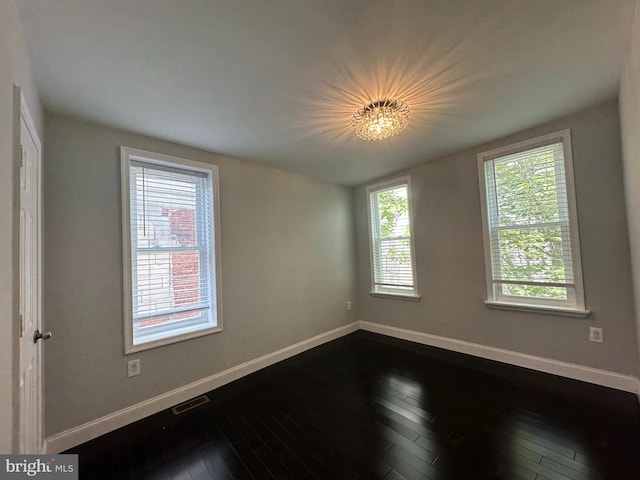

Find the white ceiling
[[17, 0, 636, 185]]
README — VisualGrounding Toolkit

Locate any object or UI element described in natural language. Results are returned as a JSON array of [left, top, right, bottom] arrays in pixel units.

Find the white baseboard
[[44, 322, 359, 454], [359, 321, 640, 394]]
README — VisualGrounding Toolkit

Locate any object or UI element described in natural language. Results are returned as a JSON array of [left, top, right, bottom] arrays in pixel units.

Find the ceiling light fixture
[[351, 99, 410, 141]]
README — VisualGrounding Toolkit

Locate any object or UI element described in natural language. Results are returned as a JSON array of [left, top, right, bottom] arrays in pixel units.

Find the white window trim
[[476, 129, 589, 316], [366, 175, 421, 300], [121, 146, 224, 354]]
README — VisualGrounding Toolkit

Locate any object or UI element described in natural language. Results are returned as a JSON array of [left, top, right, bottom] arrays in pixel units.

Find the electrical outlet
[[347, 300, 352, 311], [589, 327, 603, 343], [128, 359, 141, 377]]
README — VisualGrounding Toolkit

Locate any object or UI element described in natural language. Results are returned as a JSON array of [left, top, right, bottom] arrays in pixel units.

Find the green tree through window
[[479, 130, 585, 311], [368, 180, 416, 296], [492, 149, 569, 299]]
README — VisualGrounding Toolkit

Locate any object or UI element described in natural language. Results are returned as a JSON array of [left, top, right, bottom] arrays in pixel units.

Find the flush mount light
[[351, 99, 410, 141]]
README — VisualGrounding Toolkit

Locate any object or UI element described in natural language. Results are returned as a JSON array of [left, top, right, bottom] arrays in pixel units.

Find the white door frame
[[14, 85, 44, 454]]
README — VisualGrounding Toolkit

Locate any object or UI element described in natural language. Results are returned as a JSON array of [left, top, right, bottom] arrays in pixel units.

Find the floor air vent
[[171, 395, 210, 415]]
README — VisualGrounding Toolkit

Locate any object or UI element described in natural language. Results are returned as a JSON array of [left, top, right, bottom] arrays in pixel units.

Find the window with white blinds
[[367, 177, 418, 298], [121, 147, 222, 352], [477, 130, 586, 312]]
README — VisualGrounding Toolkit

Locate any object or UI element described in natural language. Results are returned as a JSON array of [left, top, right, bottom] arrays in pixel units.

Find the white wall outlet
[[127, 358, 141, 377], [589, 327, 603, 343], [347, 300, 352, 311]]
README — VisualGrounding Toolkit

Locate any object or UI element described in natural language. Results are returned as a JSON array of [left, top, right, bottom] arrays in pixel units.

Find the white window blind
[[368, 178, 417, 297], [479, 130, 585, 311], [122, 148, 221, 351]]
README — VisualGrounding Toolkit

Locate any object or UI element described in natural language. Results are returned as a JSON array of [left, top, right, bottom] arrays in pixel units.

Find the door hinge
[[18, 144, 24, 168], [19, 314, 23, 337]]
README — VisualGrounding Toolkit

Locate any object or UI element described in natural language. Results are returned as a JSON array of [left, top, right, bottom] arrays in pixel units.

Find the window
[[367, 176, 419, 299], [121, 147, 223, 352], [477, 129, 588, 315]]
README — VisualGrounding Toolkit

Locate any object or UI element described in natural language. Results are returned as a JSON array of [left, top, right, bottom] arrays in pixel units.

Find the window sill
[[369, 291, 422, 302], [126, 325, 223, 354], [484, 301, 590, 318]]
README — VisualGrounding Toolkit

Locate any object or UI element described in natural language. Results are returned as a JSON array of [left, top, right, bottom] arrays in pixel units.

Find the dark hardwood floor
[[66, 331, 640, 479]]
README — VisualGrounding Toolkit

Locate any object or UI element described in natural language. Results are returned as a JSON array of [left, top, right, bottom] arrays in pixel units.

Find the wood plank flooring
[[66, 331, 640, 479]]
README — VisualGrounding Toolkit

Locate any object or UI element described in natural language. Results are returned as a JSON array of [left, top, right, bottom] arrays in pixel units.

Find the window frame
[[121, 146, 224, 354], [477, 129, 589, 317], [366, 175, 420, 301]]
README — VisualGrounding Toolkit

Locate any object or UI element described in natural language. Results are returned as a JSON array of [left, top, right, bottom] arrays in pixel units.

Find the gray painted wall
[[355, 100, 638, 376], [620, 0, 640, 376], [0, 0, 43, 453], [44, 114, 356, 436]]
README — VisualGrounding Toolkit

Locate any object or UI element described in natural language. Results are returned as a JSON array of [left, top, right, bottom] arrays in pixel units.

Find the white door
[[17, 89, 45, 454]]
